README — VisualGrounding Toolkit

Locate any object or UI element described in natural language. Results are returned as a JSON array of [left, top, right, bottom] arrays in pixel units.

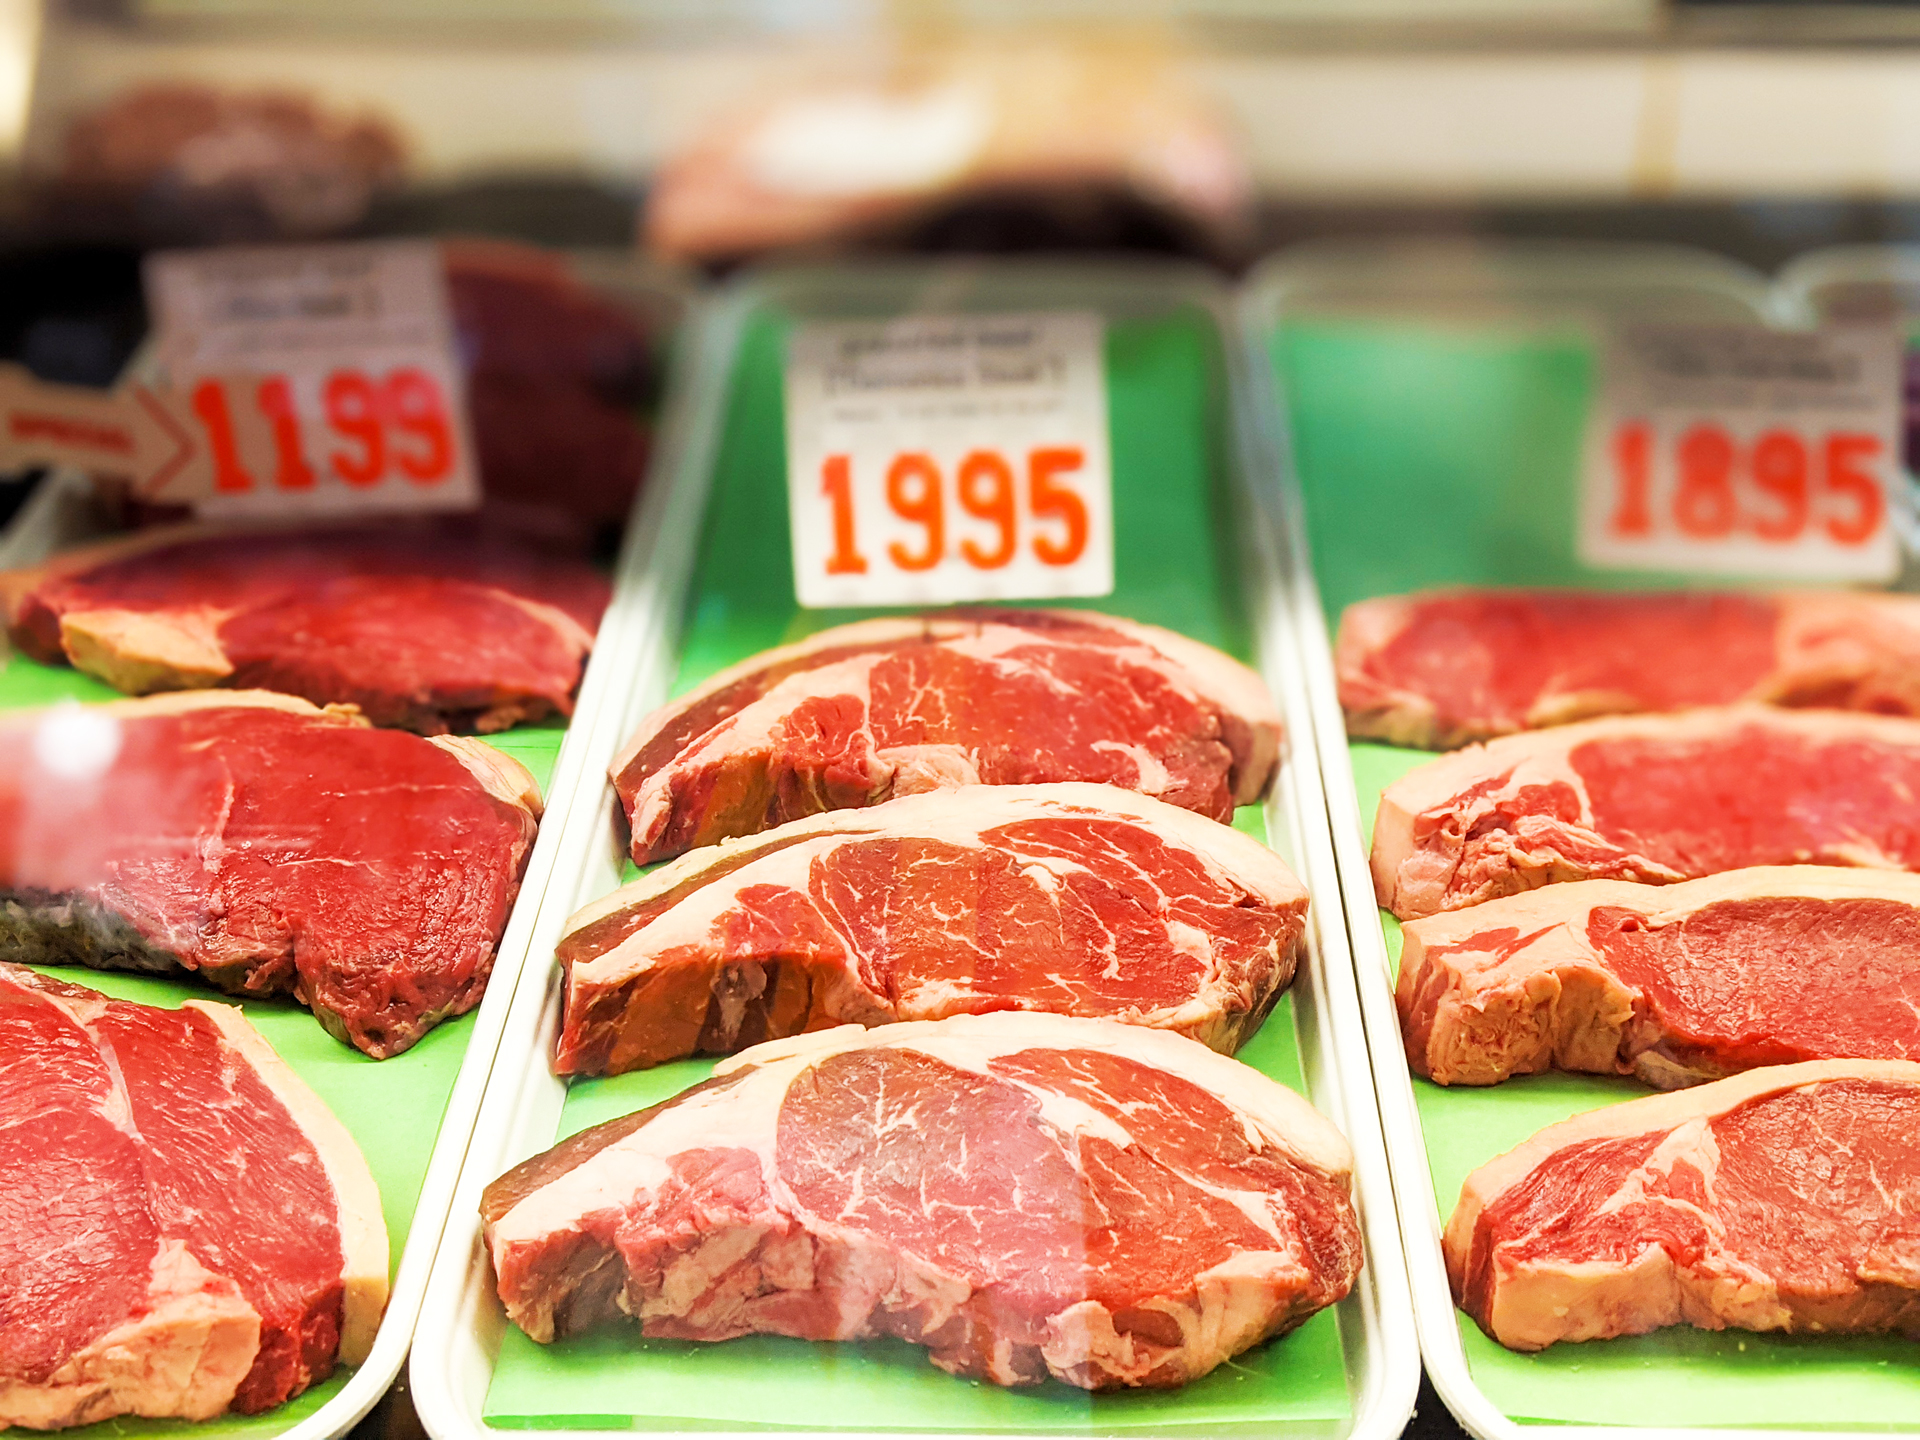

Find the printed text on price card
[[1580, 325, 1902, 581], [785, 312, 1113, 608]]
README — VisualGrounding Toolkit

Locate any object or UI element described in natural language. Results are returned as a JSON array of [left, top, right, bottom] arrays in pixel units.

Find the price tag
[[143, 240, 478, 516], [1580, 324, 1902, 581], [783, 310, 1113, 608]]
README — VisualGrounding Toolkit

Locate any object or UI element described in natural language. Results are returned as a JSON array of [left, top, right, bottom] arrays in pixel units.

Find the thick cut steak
[[1338, 589, 1920, 749], [611, 610, 1281, 864], [0, 964, 385, 1428], [484, 1014, 1360, 1391], [1371, 705, 1920, 919], [554, 784, 1308, 1075], [1398, 867, 1920, 1087], [1446, 1059, 1920, 1351], [0, 691, 540, 1057], [2, 521, 611, 733]]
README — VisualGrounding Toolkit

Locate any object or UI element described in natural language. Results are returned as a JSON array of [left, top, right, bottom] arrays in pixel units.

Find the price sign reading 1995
[[1580, 324, 1902, 581], [784, 311, 1113, 608]]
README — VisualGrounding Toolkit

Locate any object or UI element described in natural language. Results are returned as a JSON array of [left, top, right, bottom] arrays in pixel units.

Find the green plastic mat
[[1276, 312, 1920, 1427], [1, 652, 566, 1440], [481, 304, 1356, 1432], [1273, 319, 1772, 625]]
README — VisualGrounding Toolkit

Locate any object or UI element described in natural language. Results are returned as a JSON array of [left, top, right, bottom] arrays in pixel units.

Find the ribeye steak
[[553, 783, 1308, 1075], [1446, 1058, 1920, 1351], [484, 1013, 1360, 1390], [0, 690, 540, 1056], [1398, 866, 1920, 1087], [2, 520, 611, 733], [0, 964, 385, 1428], [1339, 589, 1920, 749], [611, 610, 1281, 864], [1372, 705, 1920, 919]]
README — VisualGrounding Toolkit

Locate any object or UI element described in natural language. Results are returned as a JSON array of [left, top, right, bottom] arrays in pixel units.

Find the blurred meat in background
[[643, 42, 1254, 269], [53, 81, 406, 243]]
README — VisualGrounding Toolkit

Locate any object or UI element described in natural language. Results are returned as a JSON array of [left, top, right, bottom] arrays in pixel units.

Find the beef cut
[[1, 964, 386, 1428], [1446, 1058, 1920, 1351], [484, 1013, 1360, 1390], [1337, 588, 1920, 749], [0, 690, 540, 1056], [612, 610, 1281, 864], [554, 783, 1308, 1075], [2, 520, 611, 733], [1371, 705, 1920, 919], [1398, 866, 1920, 1087]]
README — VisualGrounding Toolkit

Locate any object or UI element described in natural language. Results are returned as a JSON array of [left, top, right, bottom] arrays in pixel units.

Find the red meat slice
[[483, 1013, 1360, 1391], [611, 610, 1282, 865], [1337, 589, 1920, 749], [0, 964, 385, 1427], [2, 521, 610, 733], [553, 783, 1309, 1075], [1396, 867, 1920, 1086], [1370, 705, 1920, 919], [0, 690, 541, 1056], [1445, 1059, 1920, 1350]]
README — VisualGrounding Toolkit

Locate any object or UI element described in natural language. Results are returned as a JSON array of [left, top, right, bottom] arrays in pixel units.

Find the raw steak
[[1371, 705, 1920, 920], [484, 1014, 1360, 1390], [1445, 1058, 1920, 1351], [612, 610, 1282, 864], [0, 690, 540, 1057], [1, 964, 386, 1428], [1398, 867, 1920, 1087], [1338, 588, 1920, 749], [554, 783, 1308, 1075], [2, 520, 611, 733]]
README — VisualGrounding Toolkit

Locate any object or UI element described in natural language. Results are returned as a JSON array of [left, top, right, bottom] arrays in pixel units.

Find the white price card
[[1579, 323, 1902, 581], [783, 310, 1113, 609], [144, 240, 479, 517]]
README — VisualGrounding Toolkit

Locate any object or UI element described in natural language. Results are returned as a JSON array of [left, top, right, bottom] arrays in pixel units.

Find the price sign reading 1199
[[784, 311, 1114, 609]]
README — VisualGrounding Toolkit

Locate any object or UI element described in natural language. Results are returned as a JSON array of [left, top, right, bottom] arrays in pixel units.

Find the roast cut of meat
[[484, 1013, 1360, 1391], [1, 964, 386, 1428], [553, 783, 1308, 1075], [0, 691, 540, 1057], [1371, 705, 1920, 919], [1446, 1058, 1920, 1351], [1337, 588, 1920, 749], [2, 520, 611, 734], [612, 610, 1281, 864], [1398, 867, 1920, 1087]]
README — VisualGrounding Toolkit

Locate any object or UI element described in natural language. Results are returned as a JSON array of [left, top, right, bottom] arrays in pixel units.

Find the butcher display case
[[0, 246, 687, 1440], [407, 258, 1419, 1440], [1243, 238, 1920, 1440]]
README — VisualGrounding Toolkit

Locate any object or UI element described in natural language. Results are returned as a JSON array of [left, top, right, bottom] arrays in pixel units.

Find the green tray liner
[[3, 654, 566, 1440], [1273, 315, 1920, 1428], [481, 306, 1356, 1432]]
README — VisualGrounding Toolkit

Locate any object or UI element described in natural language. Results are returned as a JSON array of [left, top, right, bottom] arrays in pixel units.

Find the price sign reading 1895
[[1580, 324, 1902, 581], [784, 311, 1113, 608]]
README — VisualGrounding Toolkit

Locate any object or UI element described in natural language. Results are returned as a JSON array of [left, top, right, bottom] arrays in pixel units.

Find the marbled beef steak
[[484, 1014, 1361, 1391], [1397, 867, 1920, 1087], [1447, 1059, 1920, 1351], [611, 609, 1282, 864], [0, 964, 385, 1428], [2, 520, 610, 734], [1372, 705, 1920, 919], [554, 783, 1309, 1075], [1338, 589, 1920, 749], [0, 691, 540, 1056]]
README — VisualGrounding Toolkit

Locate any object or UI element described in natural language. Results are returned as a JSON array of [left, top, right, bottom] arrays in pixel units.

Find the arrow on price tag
[[0, 362, 210, 495]]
